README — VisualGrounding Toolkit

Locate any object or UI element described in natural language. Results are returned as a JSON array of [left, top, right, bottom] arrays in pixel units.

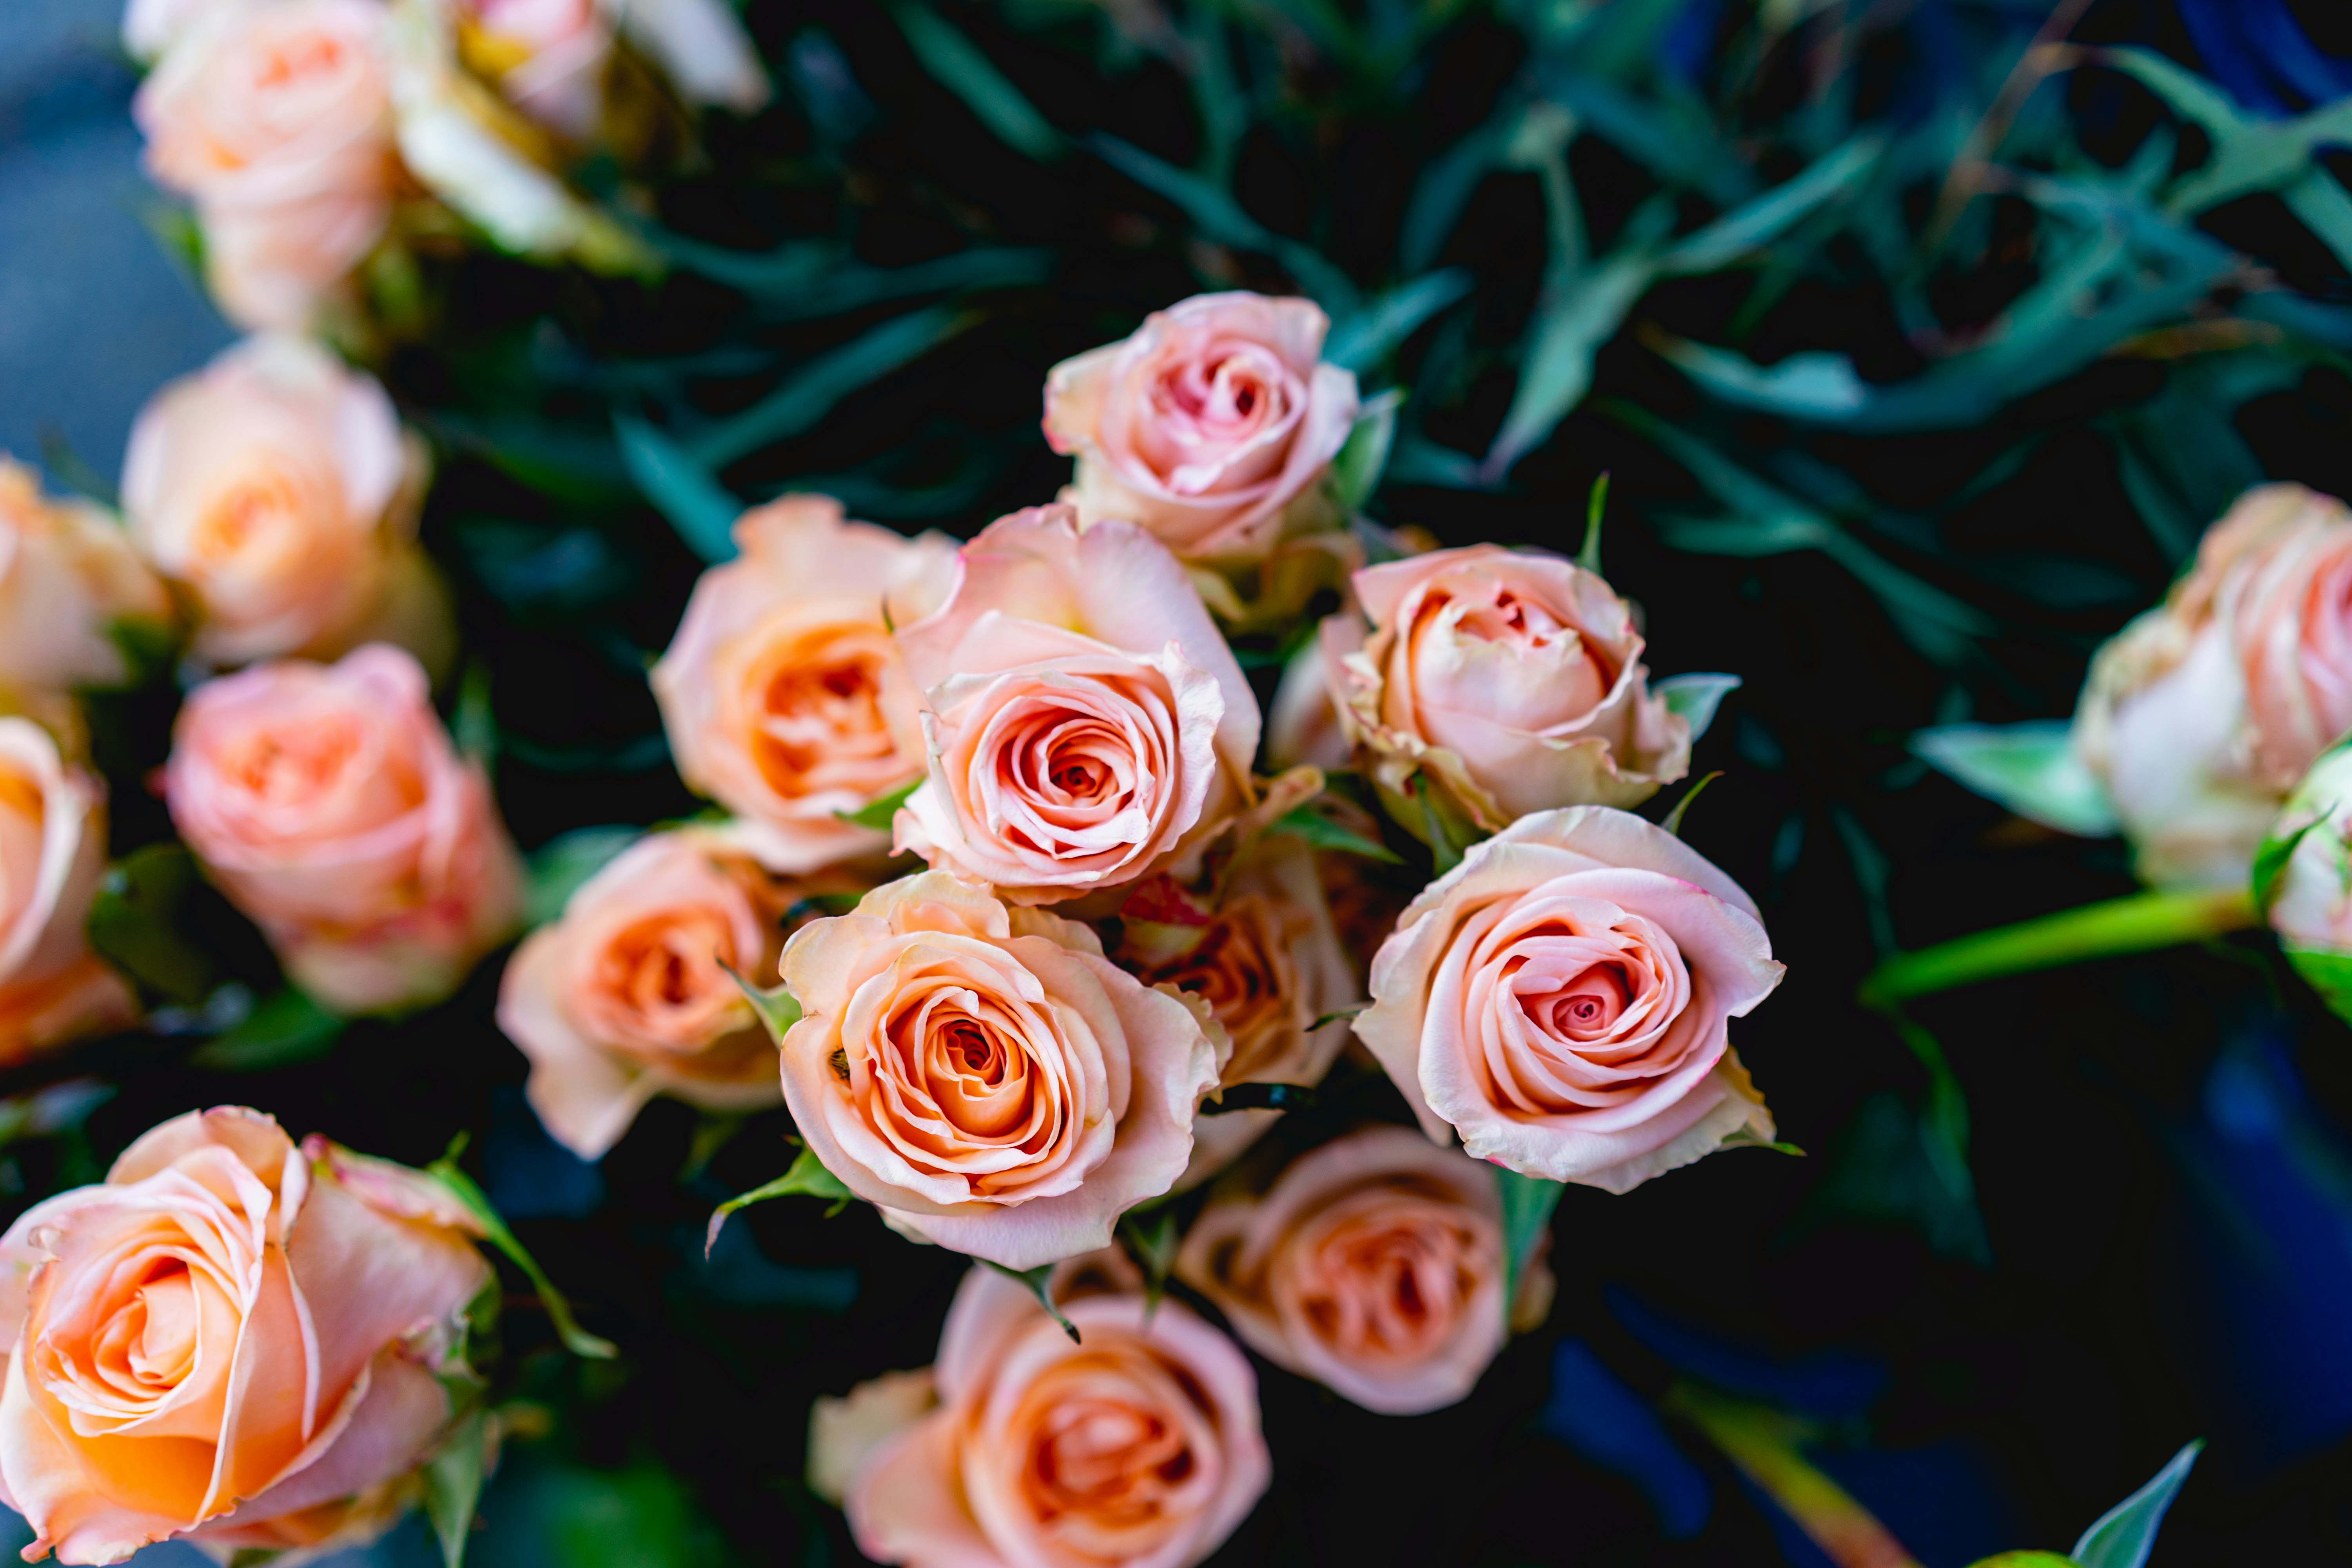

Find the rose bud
[[0, 720, 138, 1063], [650, 496, 957, 874], [891, 504, 1260, 904], [1325, 544, 1691, 846], [2076, 483, 2352, 888], [813, 1255, 1269, 1568], [499, 825, 840, 1160], [164, 644, 523, 1015], [1354, 807, 1782, 1191], [122, 335, 452, 675], [2262, 740, 2352, 1018], [1116, 837, 1359, 1185], [0, 461, 174, 694], [776, 871, 1223, 1270], [0, 1107, 494, 1564], [134, 0, 397, 330], [1176, 1125, 1553, 1414]]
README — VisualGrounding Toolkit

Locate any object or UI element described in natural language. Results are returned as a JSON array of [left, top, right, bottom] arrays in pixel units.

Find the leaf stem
[[1857, 886, 2258, 1009]]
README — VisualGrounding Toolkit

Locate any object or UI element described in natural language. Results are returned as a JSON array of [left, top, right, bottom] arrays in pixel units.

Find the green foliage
[[2071, 1441, 2202, 1568], [704, 1144, 855, 1255], [188, 989, 345, 1073], [524, 826, 645, 927], [838, 779, 921, 831], [85, 845, 216, 1005], [1492, 1168, 1562, 1329], [1912, 723, 2120, 839], [426, 1143, 618, 1359]]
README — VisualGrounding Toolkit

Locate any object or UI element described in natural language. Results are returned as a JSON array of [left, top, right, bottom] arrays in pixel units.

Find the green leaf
[[425, 1149, 617, 1359], [889, 2, 1063, 161], [422, 1404, 490, 1568], [986, 1260, 1080, 1343], [688, 307, 972, 469], [2071, 1439, 2202, 1568], [2286, 944, 2352, 1029], [1325, 391, 1401, 515], [1657, 136, 1883, 276], [1964, 1555, 2079, 1568], [1654, 673, 1740, 744], [1579, 471, 1608, 573], [1327, 271, 1472, 372], [725, 965, 802, 1045], [1658, 771, 1722, 838], [613, 415, 740, 564], [189, 988, 345, 1072], [1480, 249, 1657, 482], [1089, 135, 1359, 312], [2283, 169, 2352, 274], [539, 1454, 733, 1568], [2254, 814, 2327, 912], [1654, 339, 1870, 418], [705, 1144, 854, 1255], [838, 778, 920, 831], [1912, 722, 2120, 838], [85, 844, 216, 1005], [1492, 1168, 1562, 1329], [1120, 1207, 1181, 1313], [526, 826, 643, 927], [1270, 804, 1404, 864]]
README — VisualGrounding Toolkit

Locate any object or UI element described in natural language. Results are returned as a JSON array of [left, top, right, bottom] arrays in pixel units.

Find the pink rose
[[122, 334, 450, 673], [135, 0, 396, 331], [892, 505, 1259, 903], [0, 461, 173, 694], [1326, 544, 1691, 841], [0, 722, 138, 1065], [776, 872, 1223, 1269], [2076, 484, 2352, 887], [820, 1257, 1269, 1568], [1043, 292, 1359, 564], [650, 496, 956, 874], [1175, 1125, 1552, 1414], [499, 826, 814, 1160], [164, 644, 523, 1015], [1354, 807, 1782, 1191], [0, 1107, 493, 1564], [453, 0, 612, 140]]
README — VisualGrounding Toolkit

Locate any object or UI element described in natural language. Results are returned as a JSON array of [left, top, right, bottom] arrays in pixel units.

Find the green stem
[[1858, 886, 2258, 1009]]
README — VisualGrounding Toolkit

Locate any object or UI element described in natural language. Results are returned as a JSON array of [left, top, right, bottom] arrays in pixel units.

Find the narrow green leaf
[[889, 2, 1063, 161], [987, 1260, 1080, 1343], [1655, 338, 1870, 418], [1658, 771, 1723, 838], [1912, 722, 2120, 838], [189, 988, 345, 1072], [1270, 804, 1404, 864], [613, 414, 740, 564], [2283, 169, 2352, 274], [2089, 47, 2249, 139], [1657, 136, 1883, 276], [1326, 271, 1472, 372], [1089, 135, 1359, 312], [422, 1404, 490, 1568], [425, 1151, 617, 1359], [687, 307, 971, 469], [1654, 672, 1740, 743], [1492, 1167, 1562, 1329], [526, 826, 643, 927], [838, 778, 920, 831], [705, 1144, 855, 1255], [85, 844, 215, 1005], [1325, 391, 1401, 515], [1578, 471, 1609, 572], [1479, 249, 1656, 482], [2071, 1440, 2202, 1568]]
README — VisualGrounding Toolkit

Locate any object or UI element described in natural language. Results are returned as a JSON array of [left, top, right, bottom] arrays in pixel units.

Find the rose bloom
[[1044, 292, 1359, 566], [1355, 807, 1782, 1191], [0, 1107, 493, 1564], [1324, 544, 1691, 840], [134, 0, 396, 330], [122, 334, 452, 675], [452, 0, 613, 141], [2075, 484, 2352, 888], [1117, 837, 1359, 1185], [776, 872, 1223, 1270], [892, 505, 1260, 904], [813, 1255, 1269, 1568], [1176, 1125, 1553, 1415], [500, 825, 821, 1160], [651, 496, 956, 874], [0, 461, 173, 694], [164, 644, 523, 1015], [0, 721, 138, 1065]]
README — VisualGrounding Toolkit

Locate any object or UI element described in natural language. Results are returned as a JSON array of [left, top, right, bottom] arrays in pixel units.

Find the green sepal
[[838, 778, 920, 831], [422, 1402, 492, 1568], [2285, 944, 2352, 1027], [1119, 1207, 1181, 1315], [1492, 1167, 1563, 1331], [704, 1143, 854, 1256], [1269, 805, 1403, 864], [723, 965, 802, 1043], [2071, 1439, 2201, 1568], [2253, 813, 2326, 913], [986, 1260, 1080, 1344], [426, 1141, 616, 1360], [1658, 771, 1724, 838]]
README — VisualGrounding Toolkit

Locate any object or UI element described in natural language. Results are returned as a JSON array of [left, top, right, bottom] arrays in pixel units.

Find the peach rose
[[499, 825, 816, 1160], [0, 722, 139, 1065], [1354, 807, 1782, 1191], [1325, 544, 1690, 842], [122, 335, 452, 675], [164, 644, 523, 1015], [1043, 292, 1360, 565], [0, 462, 173, 695], [892, 505, 1258, 903], [1175, 1125, 1552, 1414], [821, 1256, 1269, 1568], [651, 497, 956, 874], [0, 1107, 493, 1564], [776, 873, 1223, 1270], [135, 0, 397, 331], [2076, 484, 2352, 888], [1116, 838, 1358, 1185]]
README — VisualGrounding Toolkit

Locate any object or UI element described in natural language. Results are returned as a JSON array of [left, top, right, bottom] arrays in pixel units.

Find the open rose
[[1354, 808, 1781, 1191], [892, 505, 1258, 904], [1117, 837, 1358, 1185], [651, 497, 956, 874], [164, 644, 523, 1015], [1176, 1125, 1551, 1414], [122, 335, 451, 675], [0, 461, 173, 695], [776, 873, 1223, 1270], [1326, 544, 1690, 843], [815, 1256, 1269, 1568], [0, 722, 138, 1065], [2076, 484, 2352, 888], [499, 825, 822, 1160], [1043, 292, 1359, 567], [135, 0, 397, 330], [0, 1107, 493, 1564]]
